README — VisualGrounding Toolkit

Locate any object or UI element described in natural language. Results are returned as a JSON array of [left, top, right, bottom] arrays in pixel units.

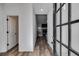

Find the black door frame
[[53, 3, 57, 56]]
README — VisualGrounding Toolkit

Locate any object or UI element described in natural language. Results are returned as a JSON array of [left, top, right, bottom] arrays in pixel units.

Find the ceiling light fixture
[[40, 8, 43, 11]]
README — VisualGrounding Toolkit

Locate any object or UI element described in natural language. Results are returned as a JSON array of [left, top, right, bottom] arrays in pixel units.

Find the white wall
[[0, 3, 34, 52], [0, 4, 7, 52], [47, 4, 53, 50], [18, 4, 34, 51], [33, 3, 50, 14]]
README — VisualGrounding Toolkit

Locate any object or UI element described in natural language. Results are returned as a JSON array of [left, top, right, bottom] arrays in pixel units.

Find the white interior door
[[7, 16, 18, 50]]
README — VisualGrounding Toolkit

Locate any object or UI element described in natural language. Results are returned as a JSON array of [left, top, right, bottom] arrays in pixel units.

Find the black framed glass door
[[53, 3, 79, 56]]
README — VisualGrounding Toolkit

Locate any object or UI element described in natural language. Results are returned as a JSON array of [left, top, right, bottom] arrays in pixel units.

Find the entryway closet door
[[7, 16, 17, 50]]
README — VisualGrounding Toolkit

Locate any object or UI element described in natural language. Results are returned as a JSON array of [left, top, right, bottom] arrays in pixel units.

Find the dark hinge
[[7, 31, 9, 33], [7, 43, 9, 46], [6, 19, 8, 21]]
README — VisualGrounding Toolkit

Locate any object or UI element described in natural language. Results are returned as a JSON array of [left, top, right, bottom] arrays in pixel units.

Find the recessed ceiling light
[[40, 8, 43, 11]]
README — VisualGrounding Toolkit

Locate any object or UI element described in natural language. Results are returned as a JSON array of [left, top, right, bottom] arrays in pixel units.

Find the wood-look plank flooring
[[0, 37, 53, 56]]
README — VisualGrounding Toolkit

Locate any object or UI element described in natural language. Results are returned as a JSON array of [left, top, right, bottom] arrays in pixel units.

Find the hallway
[[0, 3, 79, 56], [0, 37, 53, 56]]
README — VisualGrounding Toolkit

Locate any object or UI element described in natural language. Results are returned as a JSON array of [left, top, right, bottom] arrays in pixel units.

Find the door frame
[[35, 14, 47, 38], [6, 15, 19, 51]]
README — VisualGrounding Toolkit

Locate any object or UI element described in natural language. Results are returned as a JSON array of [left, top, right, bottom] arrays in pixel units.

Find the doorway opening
[[36, 14, 47, 39], [34, 14, 52, 55], [7, 16, 19, 51]]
